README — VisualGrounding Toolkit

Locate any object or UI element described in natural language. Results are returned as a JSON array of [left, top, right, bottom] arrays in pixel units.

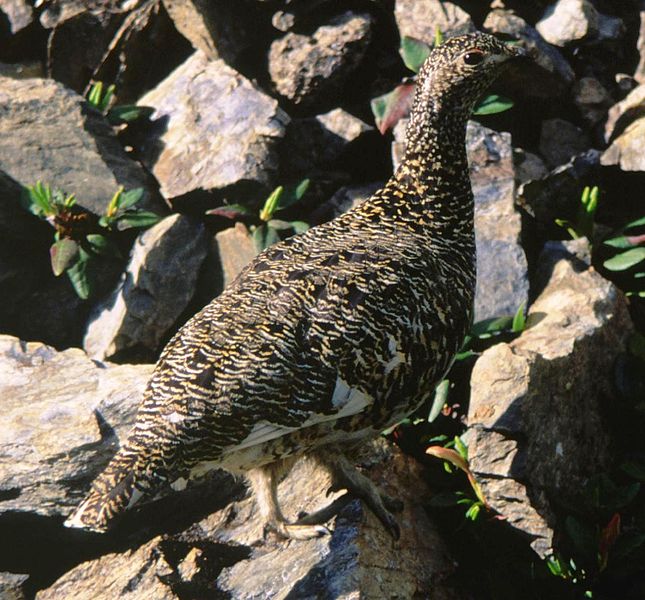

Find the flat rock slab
[[84, 214, 209, 362], [268, 11, 373, 109], [0, 335, 153, 519], [395, 0, 475, 43], [602, 83, 645, 172], [137, 51, 289, 206], [467, 121, 529, 322], [38, 443, 460, 599], [467, 245, 632, 556], [0, 76, 161, 217]]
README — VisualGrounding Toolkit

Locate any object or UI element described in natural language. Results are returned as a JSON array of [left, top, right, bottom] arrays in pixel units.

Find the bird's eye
[[463, 51, 484, 66]]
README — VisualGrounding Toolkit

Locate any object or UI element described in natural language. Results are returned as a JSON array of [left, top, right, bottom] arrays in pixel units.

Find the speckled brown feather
[[66, 33, 525, 532]]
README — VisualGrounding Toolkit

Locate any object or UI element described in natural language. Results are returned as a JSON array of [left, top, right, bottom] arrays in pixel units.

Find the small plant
[[25, 182, 160, 299], [206, 179, 311, 252], [371, 34, 515, 135], [602, 215, 645, 297], [86, 81, 154, 126], [426, 435, 489, 521], [555, 185, 599, 241]]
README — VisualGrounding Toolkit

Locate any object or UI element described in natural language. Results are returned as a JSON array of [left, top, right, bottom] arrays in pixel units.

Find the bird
[[66, 32, 526, 540]]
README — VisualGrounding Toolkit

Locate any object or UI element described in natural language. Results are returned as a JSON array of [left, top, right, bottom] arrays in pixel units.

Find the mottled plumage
[[67, 33, 526, 538]]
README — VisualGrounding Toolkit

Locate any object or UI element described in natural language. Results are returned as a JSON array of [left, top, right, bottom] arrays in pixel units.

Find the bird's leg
[[247, 463, 330, 541], [315, 451, 402, 540]]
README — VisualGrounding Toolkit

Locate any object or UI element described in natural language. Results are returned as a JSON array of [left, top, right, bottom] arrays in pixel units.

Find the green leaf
[[87, 81, 103, 108], [116, 210, 161, 229], [118, 188, 145, 211], [99, 84, 115, 113], [473, 94, 514, 116], [604, 235, 633, 249], [289, 220, 309, 234], [512, 302, 526, 333], [623, 216, 645, 231], [276, 179, 310, 211], [400, 36, 432, 73], [470, 316, 513, 338], [66, 250, 92, 299], [454, 435, 468, 461], [50, 238, 79, 276], [252, 223, 281, 253], [107, 105, 155, 125], [603, 248, 645, 271], [27, 181, 54, 215], [434, 26, 444, 48], [86, 233, 120, 258], [465, 502, 481, 521], [267, 219, 294, 231], [428, 379, 449, 423], [259, 186, 284, 222]]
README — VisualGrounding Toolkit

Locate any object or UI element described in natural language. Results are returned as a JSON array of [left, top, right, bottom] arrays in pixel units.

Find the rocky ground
[[1, 0, 645, 598]]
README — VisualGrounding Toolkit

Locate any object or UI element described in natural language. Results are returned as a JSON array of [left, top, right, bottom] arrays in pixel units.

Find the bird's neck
[[389, 106, 474, 244]]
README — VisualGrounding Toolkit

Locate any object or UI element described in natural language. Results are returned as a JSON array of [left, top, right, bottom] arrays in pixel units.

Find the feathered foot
[[316, 451, 403, 540], [247, 463, 330, 541]]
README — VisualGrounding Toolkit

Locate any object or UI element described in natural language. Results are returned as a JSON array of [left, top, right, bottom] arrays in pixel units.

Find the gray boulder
[[536, 0, 624, 47], [467, 244, 631, 556], [0, 76, 161, 217], [467, 121, 529, 322], [84, 214, 209, 362], [539, 118, 592, 169], [0, 335, 153, 519], [162, 0, 258, 65], [602, 83, 645, 172], [268, 11, 373, 109], [395, 0, 475, 44], [517, 149, 601, 228], [136, 51, 289, 208], [282, 108, 373, 174]]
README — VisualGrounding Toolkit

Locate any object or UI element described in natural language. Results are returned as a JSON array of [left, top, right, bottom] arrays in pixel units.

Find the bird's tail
[[65, 448, 146, 532]]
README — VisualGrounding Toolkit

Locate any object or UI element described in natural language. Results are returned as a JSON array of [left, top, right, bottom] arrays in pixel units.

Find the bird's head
[[414, 32, 528, 119]]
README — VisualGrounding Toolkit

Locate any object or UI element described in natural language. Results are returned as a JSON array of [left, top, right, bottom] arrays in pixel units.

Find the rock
[[84, 214, 209, 362], [0, 572, 28, 600], [268, 11, 373, 109], [271, 10, 295, 32], [0, 0, 33, 36], [602, 84, 645, 172], [573, 76, 612, 125], [38, 442, 460, 599], [310, 182, 382, 224], [0, 334, 153, 519], [636, 9, 645, 83], [0, 76, 162, 218], [0, 59, 43, 78], [467, 121, 529, 321], [513, 148, 548, 186], [92, 0, 193, 105], [467, 246, 632, 556], [536, 0, 624, 47], [46, 2, 127, 93], [517, 149, 601, 228], [136, 51, 289, 208], [162, 0, 259, 65], [281, 108, 373, 174], [601, 119, 645, 172], [539, 118, 591, 168], [394, 0, 475, 44], [213, 222, 257, 289], [483, 9, 575, 98]]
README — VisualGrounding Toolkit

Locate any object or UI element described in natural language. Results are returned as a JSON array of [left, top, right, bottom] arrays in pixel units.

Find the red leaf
[[373, 82, 416, 135], [599, 513, 621, 571]]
